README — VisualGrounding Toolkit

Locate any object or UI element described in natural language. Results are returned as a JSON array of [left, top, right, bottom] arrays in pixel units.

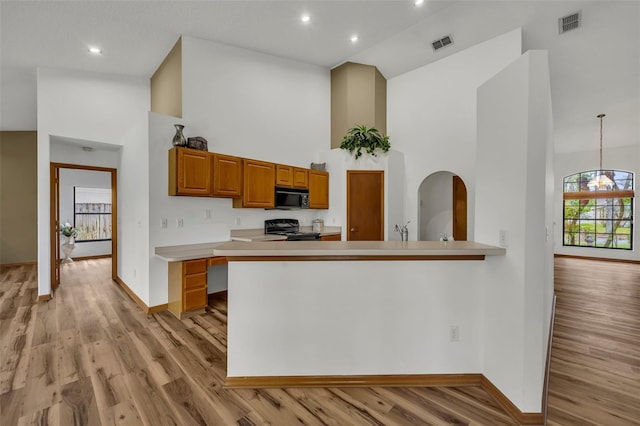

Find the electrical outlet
[[499, 229, 507, 247], [450, 325, 460, 342], [177, 218, 184, 228], [235, 217, 241, 226], [161, 218, 168, 228], [204, 209, 211, 220]]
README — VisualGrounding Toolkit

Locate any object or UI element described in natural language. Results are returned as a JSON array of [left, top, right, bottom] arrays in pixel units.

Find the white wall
[[37, 67, 149, 297], [387, 28, 523, 242], [554, 144, 639, 261], [49, 139, 119, 168], [182, 36, 330, 167], [117, 121, 150, 302], [228, 260, 484, 376], [419, 171, 454, 241], [475, 50, 554, 413], [58, 168, 112, 258]]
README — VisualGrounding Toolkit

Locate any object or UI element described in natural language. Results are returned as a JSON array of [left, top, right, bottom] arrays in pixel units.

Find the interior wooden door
[[50, 165, 61, 291], [452, 175, 467, 241], [347, 170, 384, 241]]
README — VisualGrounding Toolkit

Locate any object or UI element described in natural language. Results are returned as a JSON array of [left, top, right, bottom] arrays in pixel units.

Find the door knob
[[350, 228, 356, 232]]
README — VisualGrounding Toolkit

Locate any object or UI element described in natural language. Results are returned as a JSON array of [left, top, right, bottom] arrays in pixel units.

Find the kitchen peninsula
[[211, 240, 505, 386]]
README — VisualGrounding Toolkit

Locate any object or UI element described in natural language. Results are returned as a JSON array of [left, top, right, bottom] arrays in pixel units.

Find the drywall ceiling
[[1, 1, 638, 155]]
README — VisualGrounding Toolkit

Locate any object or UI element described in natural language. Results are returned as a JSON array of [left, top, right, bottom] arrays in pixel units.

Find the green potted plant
[[339, 124, 390, 159]]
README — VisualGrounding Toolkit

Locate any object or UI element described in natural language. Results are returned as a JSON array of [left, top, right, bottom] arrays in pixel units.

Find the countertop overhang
[[214, 240, 505, 261]]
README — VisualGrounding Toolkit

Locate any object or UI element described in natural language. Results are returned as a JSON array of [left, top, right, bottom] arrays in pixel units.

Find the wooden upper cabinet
[[212, 153, 242, 198], [233, 159, 275, 208], [275, 164, 293, 187], [276, 165, 308, 189], [168, 147, 212, 196], [293, 168, 309, 188], [308, 170, 329, 209]]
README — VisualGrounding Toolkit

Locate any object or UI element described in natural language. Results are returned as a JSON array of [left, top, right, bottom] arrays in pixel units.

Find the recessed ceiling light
[[301, 14, 311, 23], [414, 0, 425, 6], [350, 35, 359, 43], [88, 47, 102, 54]]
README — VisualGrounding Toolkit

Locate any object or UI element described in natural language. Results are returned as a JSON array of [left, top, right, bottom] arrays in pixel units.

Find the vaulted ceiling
[[1, 1, 638, 154]]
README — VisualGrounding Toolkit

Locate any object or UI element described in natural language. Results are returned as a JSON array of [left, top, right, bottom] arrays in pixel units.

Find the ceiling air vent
[[432, 35, 453, 51], [559, 11, 581, 34]]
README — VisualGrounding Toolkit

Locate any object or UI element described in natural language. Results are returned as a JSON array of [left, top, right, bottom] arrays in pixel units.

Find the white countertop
[[154, 242, 229, 262], [213, 240, 505, 258]]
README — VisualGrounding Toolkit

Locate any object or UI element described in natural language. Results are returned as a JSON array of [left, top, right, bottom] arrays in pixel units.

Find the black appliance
[[264, 218, 320, 241], [274, 187, 309, 210]]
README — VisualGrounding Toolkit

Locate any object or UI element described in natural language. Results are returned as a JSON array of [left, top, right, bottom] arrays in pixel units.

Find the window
[[563, 170, 634, 250], [74, 187, 112, 242]]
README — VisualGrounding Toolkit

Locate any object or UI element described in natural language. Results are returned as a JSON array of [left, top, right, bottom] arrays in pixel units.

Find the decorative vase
[[172, 124, 187, 147], [61, 236, 75, 263]]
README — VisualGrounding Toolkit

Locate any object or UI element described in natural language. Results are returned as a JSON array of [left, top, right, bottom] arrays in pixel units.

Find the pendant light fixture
[[587, 113, 615, 191]]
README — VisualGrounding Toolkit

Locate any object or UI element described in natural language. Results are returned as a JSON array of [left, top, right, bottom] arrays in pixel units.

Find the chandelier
[[587, 113, 614, 191]]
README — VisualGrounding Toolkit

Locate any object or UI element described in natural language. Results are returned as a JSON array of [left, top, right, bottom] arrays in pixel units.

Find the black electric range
[[264, 219, 321, 241]]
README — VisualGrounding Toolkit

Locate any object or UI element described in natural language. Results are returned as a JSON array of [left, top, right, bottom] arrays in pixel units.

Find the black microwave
[[274, 186, 309, 209]]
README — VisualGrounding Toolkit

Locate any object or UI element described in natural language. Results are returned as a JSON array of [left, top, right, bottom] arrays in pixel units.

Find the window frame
[[73, 186, 112, 243], [562, 170, 634, 250]]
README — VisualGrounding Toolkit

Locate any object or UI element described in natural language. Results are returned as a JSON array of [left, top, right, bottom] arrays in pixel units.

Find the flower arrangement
[[60, 222, 79, 238]]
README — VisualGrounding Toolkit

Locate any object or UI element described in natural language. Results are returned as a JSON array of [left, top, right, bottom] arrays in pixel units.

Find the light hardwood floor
[[1, 257, 638, 425], [547, 257, 640, 425]]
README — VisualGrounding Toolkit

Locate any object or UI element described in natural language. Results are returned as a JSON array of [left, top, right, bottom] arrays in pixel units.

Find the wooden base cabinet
[[168, 258, 208, 319], [321, 234, 341, 241]]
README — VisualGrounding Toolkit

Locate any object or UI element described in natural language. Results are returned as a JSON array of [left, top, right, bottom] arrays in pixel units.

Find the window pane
[[74, 187, 112, 242], [562, 172, 634, 250]]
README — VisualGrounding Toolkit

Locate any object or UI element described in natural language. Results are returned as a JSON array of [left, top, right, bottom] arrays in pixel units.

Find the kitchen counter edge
[[213, 240, 506, 258]]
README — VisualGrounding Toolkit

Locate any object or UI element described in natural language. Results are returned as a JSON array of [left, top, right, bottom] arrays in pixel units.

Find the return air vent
[[559, 11, 581, 34], [432, 35, 453, 51]]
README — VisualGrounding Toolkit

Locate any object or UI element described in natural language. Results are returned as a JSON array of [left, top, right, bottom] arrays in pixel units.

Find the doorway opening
[[418, 171, 467, 241], [50, 163, 117, 292]]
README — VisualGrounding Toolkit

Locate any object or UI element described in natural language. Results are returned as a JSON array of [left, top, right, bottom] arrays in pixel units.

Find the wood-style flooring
[[547, 257, 640, 425], [0, 257, 638, 425]]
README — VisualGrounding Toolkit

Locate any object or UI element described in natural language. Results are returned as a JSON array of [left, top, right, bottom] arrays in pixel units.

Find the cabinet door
[[275, 165, 293, 187], [238, 159, 275, 208], [321, 234, 341, 241], [169, 147, 212, 196], [309, 170, 329, 209], [213, 153, 242, 198], [293, 168, 309, 188], [183, 288, 207, 311]]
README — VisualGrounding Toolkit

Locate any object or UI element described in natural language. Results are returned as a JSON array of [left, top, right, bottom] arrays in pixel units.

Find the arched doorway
[[418, 171, 467, 241]]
